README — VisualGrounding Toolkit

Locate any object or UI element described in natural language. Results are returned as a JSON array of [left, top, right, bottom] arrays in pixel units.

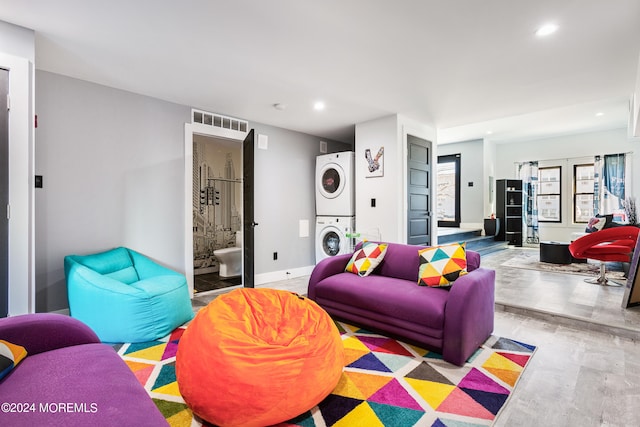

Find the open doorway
[[192, 134, 243, 293], [184, 111, 252, 297], [437, 154, 461, 227]]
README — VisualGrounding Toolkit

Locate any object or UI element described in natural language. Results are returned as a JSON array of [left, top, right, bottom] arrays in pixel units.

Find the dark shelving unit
[[496, 179, 523, 247]]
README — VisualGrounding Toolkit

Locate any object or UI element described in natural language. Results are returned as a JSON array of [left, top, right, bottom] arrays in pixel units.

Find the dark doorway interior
[[242, 129, 255, 288]]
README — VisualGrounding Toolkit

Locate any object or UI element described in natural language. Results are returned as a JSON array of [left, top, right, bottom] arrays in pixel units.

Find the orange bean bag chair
[[175, 288, 344, 427]]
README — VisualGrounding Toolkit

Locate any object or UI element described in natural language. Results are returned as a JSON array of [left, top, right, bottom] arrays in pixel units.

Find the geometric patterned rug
[[116, 321, 536, 427]]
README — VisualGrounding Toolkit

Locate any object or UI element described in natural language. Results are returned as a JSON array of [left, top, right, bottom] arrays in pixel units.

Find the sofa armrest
[[466, 250, 481, 272], [442, 267, 495, 366], [0, 313, 100, 356], [307, 254, 353, 300]]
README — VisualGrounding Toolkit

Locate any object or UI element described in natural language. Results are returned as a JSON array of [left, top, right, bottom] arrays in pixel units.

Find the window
[[537, 166, 561, 222], [574, 164, 595, 223], [436, 154, 461, 227]]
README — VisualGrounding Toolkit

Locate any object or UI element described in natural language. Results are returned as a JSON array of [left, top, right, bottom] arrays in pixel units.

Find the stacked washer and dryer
[[315, 152, 356, 263]]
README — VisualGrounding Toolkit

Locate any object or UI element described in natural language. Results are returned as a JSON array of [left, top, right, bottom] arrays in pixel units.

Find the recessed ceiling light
[[486, 130, 493, 135], [313, 101, 325, 111], [595, 112, 604, 117], [273, 103, 287, 111], [535, 23, 558, 37]]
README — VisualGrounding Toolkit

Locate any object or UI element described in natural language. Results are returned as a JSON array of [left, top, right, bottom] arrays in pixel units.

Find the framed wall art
[[365, 146, 384, 178]]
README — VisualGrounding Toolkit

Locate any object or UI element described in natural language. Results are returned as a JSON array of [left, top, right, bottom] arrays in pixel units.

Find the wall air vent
[[191, 109, 249, 139]]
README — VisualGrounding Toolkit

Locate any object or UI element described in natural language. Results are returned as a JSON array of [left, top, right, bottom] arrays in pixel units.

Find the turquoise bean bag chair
[[64, 247, 194, 343]]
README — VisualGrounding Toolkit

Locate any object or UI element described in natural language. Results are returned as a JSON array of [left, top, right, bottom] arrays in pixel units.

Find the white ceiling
[[1, 0, 639, 144]]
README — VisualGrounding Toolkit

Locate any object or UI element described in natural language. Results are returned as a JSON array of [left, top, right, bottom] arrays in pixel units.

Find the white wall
[[35, 71, 191, 311], [355, 115, 399, 242], [492, 128, 638, 241], [484, 139, 498, 218], [0, 20, 35, 315], [0, 20, 34, 62], [355, 114, 437, 244], [631, 48, 640, 138]]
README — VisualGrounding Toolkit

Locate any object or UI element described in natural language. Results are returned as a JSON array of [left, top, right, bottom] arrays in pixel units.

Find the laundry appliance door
[[317, 162, 345, 200], [316, 222, 348, 263], [321, 228, 342, 257]]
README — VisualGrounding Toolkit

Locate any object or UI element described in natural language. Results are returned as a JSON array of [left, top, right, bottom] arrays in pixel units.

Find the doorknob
[[251, 221, 259, 227]]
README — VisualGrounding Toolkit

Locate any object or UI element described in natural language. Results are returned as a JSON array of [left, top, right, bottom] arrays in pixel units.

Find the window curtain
[[516, 161, 539, 244], [593, 155, 602, 216], [599, 153, 629, 221]]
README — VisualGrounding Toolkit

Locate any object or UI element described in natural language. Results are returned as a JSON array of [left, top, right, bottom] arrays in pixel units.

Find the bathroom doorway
[[192, 134, 243, 293]]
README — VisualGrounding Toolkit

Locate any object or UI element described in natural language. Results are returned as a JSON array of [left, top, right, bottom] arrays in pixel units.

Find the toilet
[[214, 231, 242, 278]]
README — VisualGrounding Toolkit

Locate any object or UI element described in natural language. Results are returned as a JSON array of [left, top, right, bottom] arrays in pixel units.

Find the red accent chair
[[569, 226, 640, 286]]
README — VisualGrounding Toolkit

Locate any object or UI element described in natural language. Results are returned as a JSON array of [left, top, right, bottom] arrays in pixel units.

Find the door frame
[[184, 122, 247, 297], [1, 68, 8, 317], [437, 154, 461, 227], [0, 52, 34, 316], [401, 126, 436, 246]]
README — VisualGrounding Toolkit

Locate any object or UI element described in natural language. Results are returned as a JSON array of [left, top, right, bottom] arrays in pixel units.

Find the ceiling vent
[[191, 109, 248, 137]]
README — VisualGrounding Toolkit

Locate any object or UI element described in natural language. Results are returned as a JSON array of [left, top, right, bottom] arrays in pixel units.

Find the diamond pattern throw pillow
[[0, 340, 28, 380], [345, 242, 388, 277], [418, 242, 468, 287]]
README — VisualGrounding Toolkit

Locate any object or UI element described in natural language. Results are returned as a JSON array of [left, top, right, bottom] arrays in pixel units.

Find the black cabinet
[[496, 179, 523, 246]]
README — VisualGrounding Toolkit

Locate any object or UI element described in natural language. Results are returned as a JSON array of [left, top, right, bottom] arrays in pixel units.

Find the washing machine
[[315, 216, 356, 263], [316, 151, 355, 216]]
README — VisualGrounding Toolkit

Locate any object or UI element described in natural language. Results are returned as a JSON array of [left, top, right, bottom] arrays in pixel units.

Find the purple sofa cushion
[[313, 272, 449, 337], [0, 343, 167, 427]]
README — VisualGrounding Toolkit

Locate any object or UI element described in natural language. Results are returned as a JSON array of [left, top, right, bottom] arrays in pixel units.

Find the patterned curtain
[[516, 161, 539, 245], [601, 153, 626, 220], [593, 155, 602, 216]]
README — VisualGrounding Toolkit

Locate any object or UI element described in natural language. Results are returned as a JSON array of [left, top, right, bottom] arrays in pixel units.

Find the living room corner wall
[[355, 114, 437, 244], [355, 115, 400, 242], [35, 71, 191, 312], [249, 124, 350, 283]]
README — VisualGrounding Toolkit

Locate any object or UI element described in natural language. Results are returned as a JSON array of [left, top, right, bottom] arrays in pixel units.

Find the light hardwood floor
[[191, 248, 640, 426]]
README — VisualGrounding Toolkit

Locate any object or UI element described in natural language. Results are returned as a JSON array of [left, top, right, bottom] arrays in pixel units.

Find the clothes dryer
[[316, 152, 355, 216], [315, 216, 355, 263]]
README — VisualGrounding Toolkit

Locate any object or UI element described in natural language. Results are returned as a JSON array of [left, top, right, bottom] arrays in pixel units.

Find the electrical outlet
[[273, 252, 278, 261]]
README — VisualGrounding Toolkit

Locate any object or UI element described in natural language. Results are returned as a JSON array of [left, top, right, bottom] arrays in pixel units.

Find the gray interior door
[[1, 68, 8, 317], [242, 129, 255, 288], [407, 134, 432, 246]]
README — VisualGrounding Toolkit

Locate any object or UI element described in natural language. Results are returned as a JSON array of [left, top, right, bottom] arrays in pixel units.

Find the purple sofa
[[308, 242, 496, 366], [0, 313, 167, 426]]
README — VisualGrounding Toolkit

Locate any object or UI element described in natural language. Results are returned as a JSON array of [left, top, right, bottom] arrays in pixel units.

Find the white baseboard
[[255, 265, 315, 286]]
